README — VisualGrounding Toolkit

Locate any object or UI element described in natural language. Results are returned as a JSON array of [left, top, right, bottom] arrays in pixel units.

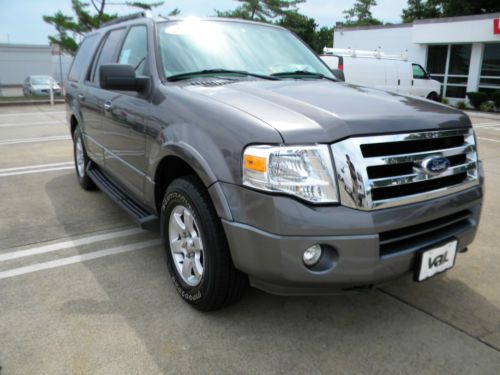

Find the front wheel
[[73, 126, 95, 190], [427, 92, 440, 102], [161, 175, 248, 311]]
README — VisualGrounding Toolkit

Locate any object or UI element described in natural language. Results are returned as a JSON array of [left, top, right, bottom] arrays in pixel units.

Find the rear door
[[344, 57, 386, 90], [80, 28, 127, 166]]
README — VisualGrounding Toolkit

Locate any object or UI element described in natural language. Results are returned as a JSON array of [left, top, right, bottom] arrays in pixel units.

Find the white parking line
[[0, 227, 145, 262], [0, 111, 66, 117], [0, 239, 161, 280], [0, 162, 75, 177], [477, 137, 500, 143], [0, 135, 71, 145], [0, 161, 73, 173], [473, 123, 500, 128], [0, 120, 65, 128], [0, 166, 74, 177]]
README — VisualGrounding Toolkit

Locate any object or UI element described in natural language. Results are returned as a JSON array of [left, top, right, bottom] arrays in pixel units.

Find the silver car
[[23, 75, 61, 96]]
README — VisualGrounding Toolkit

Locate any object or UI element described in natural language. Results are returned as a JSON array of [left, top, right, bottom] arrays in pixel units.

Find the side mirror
[[331, 69, 345, 82], [99, 64, 148, 92]]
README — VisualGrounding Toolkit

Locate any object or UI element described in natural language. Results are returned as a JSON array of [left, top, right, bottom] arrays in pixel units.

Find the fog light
[[303, 244, 322, 267]]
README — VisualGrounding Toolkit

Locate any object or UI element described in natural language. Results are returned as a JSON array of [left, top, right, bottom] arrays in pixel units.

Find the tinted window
[[481, 43, 500, 77], [68, 34, 98, 82], [412, 64, 427, 79], [118, 26, 148, 75], [448, 44, 471, 75], [92, 28, 126, 83], [427, 45, 447, 74]]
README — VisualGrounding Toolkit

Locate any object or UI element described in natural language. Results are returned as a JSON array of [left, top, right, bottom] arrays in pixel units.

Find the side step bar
[[87, 163, 160, 231]]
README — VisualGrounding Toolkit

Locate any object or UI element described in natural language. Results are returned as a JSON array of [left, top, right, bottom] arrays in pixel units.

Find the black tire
[[161, 175, 248, 311], [73, 126, 96, 190], [427, 92, 439, 102]]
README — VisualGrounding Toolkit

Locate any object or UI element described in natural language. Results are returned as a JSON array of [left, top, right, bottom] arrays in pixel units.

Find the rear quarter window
[[68, 35, 99, 82]]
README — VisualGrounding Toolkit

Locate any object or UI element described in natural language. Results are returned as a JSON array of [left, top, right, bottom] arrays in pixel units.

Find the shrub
[[456, 101, 466, 110], [441, 97, 449, 105], [466, 92, 487, 109], [479, 101, 495, 112], [492, 91, 500, 109]]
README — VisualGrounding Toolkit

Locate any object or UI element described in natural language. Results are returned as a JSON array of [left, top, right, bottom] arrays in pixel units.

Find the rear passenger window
[[118, 26, 148, 75], [68, 34, 98, 82], [91, 28, 126, 84]]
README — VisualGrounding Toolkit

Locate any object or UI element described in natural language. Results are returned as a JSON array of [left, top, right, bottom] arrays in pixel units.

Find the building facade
[[0, 44, 52, 86], [334, 13, 500, 102]]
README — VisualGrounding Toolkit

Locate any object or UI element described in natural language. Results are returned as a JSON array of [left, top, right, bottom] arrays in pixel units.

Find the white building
[[0, 43, 73, 87], [334, 13, 500, 102]]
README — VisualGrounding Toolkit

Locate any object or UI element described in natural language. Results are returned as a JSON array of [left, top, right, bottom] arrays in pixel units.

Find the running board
[[87, 163, 159, 231]]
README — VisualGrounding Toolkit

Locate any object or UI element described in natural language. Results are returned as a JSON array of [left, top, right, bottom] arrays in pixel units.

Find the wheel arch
[[151, 143, 232, 221]]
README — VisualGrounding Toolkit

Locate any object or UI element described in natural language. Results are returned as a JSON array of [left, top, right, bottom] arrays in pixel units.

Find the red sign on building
[[494, 18, 500, 35]]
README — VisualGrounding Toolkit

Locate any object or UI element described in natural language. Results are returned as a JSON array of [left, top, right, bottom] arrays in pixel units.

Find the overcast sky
[[0, 0, 408, 45]]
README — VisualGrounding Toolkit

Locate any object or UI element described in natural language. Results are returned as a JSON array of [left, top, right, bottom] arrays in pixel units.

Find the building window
[[479, 43, 500, 98], [426, 44, 472, 99]]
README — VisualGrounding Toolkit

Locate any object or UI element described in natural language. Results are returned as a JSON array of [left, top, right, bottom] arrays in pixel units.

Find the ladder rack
[[323, 47, 408, 61]]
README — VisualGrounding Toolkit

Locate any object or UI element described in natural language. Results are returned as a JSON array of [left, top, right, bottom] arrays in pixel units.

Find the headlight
[[242, 144, 338, 203]]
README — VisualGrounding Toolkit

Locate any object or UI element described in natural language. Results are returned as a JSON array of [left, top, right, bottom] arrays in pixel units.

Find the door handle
[[398, 79, 401, 86], [411, 80, 414, 86], [104, 101, 112, 112], [78, 93, 85, 101]]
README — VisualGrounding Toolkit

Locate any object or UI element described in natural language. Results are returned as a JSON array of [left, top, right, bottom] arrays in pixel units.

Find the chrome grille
[[331, 128, 479, 210]]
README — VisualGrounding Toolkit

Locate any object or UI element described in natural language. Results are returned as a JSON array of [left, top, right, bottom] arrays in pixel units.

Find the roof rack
[[323, 47, 408, 61], [101, 10, 152, 28]]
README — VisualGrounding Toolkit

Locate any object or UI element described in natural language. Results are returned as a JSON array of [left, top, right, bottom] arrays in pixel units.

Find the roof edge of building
[[0, 43, 51, 49], [335, 11, 500, 33], [414, 11, 500, 25], [335, 23, 412, 32]]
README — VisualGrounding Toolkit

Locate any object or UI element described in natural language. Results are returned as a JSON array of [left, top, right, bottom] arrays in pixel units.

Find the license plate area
[[414, 239, 458, 282]]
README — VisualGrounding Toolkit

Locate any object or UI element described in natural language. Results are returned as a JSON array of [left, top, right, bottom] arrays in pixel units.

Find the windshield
[[158, 19, 334, 80], [31, 77, 53, 85]]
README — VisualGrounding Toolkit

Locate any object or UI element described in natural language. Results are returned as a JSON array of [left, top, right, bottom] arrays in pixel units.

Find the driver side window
[[413, 64, 428, 79], [118, 26, 148, 75]]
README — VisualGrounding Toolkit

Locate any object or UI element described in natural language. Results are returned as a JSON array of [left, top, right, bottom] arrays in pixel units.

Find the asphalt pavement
[[0, 104, 499, 374]]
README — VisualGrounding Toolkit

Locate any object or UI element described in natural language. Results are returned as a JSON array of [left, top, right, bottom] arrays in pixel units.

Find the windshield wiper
[[166, 69, 279, 82], [270, 70, 337, 81]]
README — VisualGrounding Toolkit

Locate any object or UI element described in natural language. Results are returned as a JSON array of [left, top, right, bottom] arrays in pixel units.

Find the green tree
[[277, 11, 317, 49], [343, 0, 383, 27], [43, 0, 177, 55], [402, 0, 500, 22], [401, 0, 441, 23], [215, 0, 305, 22], [315, 26, 334, 53]]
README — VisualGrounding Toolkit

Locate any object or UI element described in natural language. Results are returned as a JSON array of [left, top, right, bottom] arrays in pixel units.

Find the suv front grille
[[331, 128, 479, 210]]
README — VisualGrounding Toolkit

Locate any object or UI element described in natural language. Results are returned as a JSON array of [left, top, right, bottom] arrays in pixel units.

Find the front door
[[98, 25, 150, 200]]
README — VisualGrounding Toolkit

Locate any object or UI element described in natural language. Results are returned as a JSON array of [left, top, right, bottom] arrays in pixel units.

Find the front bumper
[[219, 166, 483, 295]]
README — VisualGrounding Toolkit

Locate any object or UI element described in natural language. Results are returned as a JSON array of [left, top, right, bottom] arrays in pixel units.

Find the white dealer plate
[[415, 240, 458, 282]]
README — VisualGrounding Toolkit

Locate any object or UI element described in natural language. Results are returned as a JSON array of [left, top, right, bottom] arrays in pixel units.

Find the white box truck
[[321, 48, 441, 101]]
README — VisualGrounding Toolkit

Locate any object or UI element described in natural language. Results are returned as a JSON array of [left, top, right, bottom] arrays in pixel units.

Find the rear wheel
[[161, 175, 248, 311], [73, 126, 95, 190]]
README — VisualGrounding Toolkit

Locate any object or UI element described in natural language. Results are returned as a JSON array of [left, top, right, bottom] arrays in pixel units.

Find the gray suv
[[65, 13, 483, 311]]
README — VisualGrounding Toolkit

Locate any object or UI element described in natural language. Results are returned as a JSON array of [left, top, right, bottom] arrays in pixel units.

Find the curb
[[0, 99, 65, 106]]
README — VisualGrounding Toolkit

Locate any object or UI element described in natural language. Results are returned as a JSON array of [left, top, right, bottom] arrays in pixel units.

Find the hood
[[184, 79, 470, 143]]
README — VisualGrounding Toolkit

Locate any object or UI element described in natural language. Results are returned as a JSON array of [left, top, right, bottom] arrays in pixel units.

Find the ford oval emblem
[[422, 156, 450, 174]]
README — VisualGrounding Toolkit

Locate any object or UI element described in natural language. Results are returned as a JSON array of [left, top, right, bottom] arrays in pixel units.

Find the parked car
[[23, 75, 61, 96], [321, 48, 442, 101], [65, 13, 483, 311]]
